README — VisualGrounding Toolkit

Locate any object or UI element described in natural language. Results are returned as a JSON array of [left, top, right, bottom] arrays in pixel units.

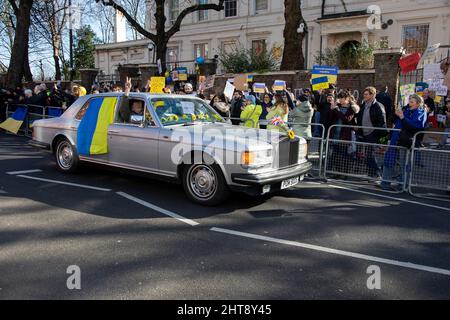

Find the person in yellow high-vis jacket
[[240, 95, 262, 128]]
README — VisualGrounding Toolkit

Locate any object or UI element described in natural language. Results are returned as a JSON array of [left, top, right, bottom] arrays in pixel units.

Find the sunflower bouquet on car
[[270, 116, 296, 140]]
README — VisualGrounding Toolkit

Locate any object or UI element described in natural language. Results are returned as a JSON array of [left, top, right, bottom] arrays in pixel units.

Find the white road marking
[[0, 156, 44, 160], [211, 227, 450, 276], [328, 183, 450, 212], [0, 190, 7, 194], [16, 175, 112, 192], [6, 169, 43, 175], [117, 192, 199, 226]]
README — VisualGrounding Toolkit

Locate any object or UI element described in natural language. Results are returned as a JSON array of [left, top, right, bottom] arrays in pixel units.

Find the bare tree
[[95, 0, 226, 73], [32, 0, 69, 80], [6, 0, 33, 86], [280, 0, 306, 70]]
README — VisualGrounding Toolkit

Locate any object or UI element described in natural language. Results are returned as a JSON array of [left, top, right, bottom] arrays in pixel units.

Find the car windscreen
[[150, 97, 225, 126]]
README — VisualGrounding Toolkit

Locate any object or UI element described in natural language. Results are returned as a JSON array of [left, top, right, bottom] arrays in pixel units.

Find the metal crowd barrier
[[224, 117, 256, 128], [287, 122, 325, 178], [324, 124, 408, 193], [408, 131, 450, 201], [5, 103, 64, 138]]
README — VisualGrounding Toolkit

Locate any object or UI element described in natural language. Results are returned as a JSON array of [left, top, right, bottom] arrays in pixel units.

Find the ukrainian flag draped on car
[[0, 106, 28, 134], [77, 97, 117, 156]]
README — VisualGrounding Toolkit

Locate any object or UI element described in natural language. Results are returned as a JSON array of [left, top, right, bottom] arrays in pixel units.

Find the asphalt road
[[1, 132, 450, 300]]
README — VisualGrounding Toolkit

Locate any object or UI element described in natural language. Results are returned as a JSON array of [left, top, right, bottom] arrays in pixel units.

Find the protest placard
[[400, 83, 416, 106], [418, 43, 440, 68], [273, 80, 286, 91], [150, 77, 165, 93], [311, 76, 329, 91], [423, 63, 444, 83], [177, 67, 188, 81], [224, 81, 236, 101], [234, 74, 248, 91], [253, 83, 266, 94], [311, 65, 339, 84], [205, 75, 215, 89]]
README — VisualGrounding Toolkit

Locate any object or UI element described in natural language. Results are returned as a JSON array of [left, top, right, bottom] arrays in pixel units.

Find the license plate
[[281, 177, 299, 189]]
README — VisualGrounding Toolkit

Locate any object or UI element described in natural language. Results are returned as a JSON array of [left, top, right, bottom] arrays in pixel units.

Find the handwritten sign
[[150, 77, 165, 93], [224, 81, 236, 101]]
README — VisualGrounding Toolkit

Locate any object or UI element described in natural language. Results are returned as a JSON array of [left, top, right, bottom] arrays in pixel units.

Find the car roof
[[84, 92, 202, 101]]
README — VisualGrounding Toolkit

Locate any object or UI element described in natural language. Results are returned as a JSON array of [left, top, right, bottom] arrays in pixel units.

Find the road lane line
[[7, 169, 43, 175], [16, 175, 112, 192], [211, 227, 450, 276], [117, 191, 200, 226], [328, 183, 450, 212], [0, 190, 7, 194]]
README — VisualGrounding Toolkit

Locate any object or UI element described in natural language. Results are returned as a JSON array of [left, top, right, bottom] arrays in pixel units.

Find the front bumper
[[29, 140, 51, 150], [231, 161, 313, 186]]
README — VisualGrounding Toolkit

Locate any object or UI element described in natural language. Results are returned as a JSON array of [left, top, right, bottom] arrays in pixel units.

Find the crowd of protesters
[[1, 77, 449, 191]]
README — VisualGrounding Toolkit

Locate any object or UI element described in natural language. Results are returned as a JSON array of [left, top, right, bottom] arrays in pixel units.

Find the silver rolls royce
[[30, 93, 312, 206]]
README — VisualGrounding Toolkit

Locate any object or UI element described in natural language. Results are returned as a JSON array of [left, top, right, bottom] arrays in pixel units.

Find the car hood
[[169, 122, 294, 151]]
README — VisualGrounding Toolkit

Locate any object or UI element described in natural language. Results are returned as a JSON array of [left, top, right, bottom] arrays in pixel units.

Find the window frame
[[401, 23, 430, 55], [224, 0, 238, 18], [114, 96, 157, 128]]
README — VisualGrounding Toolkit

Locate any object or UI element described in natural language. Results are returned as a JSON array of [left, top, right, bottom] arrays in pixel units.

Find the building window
[[198, 0, 208, 21], [166, 47, 179, 71], [194, 43, 209, 59], [379, 36, 389, 49], [402, 24, 429, 55], [169, 0, 180, 25], [224, 0, 237, 17], [252, 39, 266, 56], [255, 0, 268, 14]]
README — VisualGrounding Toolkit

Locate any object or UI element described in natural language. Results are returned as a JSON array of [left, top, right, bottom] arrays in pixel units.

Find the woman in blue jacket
[[380, 94, 427, 191]]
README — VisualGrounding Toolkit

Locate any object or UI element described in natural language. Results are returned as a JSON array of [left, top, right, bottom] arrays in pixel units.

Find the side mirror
[[130, 114, 144, 124]]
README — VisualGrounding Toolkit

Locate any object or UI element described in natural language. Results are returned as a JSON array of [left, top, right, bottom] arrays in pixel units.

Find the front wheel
[[182, 163, 230, 206], [55, 138, 79, 173]]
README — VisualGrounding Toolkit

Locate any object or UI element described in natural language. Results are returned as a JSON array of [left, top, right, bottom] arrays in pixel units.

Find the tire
[[55, 138, 79, 173], [182, 163, 230, 206]]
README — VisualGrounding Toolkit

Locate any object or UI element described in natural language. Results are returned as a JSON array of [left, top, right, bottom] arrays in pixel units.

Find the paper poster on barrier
[[418, 43, 440, 68]]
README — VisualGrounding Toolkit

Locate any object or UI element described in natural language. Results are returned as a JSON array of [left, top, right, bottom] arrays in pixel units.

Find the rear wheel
[[55, 138, 79, 173], [182, 163, 229, 206]]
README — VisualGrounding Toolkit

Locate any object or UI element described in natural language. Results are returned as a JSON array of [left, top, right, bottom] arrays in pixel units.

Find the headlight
[[298, 143, 308, 162], [241, 149, 272, 168]]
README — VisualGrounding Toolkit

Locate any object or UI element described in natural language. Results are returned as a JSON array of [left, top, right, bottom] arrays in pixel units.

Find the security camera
[[148, 43, 155, 51]]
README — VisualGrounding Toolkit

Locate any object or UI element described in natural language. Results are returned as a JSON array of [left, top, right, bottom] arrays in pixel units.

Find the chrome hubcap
[[189, 165, 217, 200], [58, 142, 73, 169]]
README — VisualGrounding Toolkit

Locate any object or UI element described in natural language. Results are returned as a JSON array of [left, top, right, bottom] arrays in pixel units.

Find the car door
[[107, 96, 160, 173]]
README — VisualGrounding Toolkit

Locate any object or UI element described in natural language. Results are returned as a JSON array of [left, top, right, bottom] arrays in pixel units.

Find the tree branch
[[7, 0, 19, 16], [166, 0, 225, 39], [96, 0, 157, 42]]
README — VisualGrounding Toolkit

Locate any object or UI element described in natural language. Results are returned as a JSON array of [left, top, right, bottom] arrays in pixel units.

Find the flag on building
[[0, 106, 28, 134], [77, 97, 117, 156]]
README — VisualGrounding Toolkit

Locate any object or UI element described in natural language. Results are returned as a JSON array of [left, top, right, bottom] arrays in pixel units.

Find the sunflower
[[287, 130, 296, 140]]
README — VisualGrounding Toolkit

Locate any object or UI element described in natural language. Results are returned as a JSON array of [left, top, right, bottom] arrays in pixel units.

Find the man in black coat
[[357, 87, 387, 178]]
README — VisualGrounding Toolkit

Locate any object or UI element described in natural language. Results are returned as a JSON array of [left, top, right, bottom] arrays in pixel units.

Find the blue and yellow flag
[[77, 97, 117, 156], [0, 106, 28, 134]]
